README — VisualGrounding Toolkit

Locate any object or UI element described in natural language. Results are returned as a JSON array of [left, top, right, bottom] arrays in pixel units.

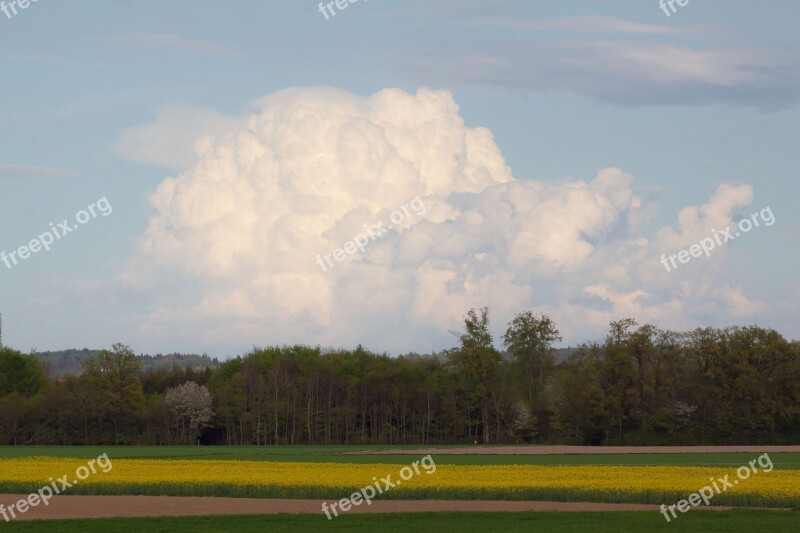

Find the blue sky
[[1, 0, 798, 357]]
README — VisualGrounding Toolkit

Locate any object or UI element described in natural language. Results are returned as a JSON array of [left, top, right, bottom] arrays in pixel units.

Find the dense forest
[[1, 308, 798, 446]]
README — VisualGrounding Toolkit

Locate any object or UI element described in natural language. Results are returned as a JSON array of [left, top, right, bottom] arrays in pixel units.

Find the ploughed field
[[1, 445, 799, 531]]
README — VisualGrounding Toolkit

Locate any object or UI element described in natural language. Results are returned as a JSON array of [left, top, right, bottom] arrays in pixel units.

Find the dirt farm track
[[0, 495, 737, 521]]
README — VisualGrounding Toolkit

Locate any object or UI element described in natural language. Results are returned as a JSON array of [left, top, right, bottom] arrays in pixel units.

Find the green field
[[2, 511, 799, 532], [1, 446, 799, 468]]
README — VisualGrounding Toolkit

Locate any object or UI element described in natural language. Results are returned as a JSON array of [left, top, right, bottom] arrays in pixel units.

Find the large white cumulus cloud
[[125, 87, 765, 353]]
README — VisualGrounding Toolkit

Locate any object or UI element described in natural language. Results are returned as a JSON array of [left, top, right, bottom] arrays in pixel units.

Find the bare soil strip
[[0, 495, 736, 521], [350, 445, 800, 455]]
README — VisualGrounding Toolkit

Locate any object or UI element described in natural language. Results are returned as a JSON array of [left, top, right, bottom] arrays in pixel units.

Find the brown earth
[[350, 445, 800, 455], [0, 495, 735, 521]]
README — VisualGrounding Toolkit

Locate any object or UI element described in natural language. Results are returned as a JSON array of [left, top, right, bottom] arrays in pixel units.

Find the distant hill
[[552, 347, 576, 364], [35, 349, 220, 377]]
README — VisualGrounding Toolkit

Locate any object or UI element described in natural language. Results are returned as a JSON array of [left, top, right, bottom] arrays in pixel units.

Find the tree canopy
[[1, 313, 799, 446]]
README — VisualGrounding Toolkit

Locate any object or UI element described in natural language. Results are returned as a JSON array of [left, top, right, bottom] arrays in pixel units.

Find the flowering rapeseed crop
[[1, 458, 797, 507]]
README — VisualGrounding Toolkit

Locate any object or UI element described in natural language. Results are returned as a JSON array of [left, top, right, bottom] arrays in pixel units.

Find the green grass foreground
[[1, 446, 799, 468], [2, 511, 799, 532]]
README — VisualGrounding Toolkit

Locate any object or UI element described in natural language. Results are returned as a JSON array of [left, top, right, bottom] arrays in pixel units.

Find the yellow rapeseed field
[[2, 458, 798, 506]]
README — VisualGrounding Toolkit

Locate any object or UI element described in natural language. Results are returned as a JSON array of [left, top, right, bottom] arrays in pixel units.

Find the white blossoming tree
[[164, 381, 214, 445]]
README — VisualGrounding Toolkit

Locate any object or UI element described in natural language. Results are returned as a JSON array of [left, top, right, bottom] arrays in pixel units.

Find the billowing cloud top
[[125, 87, 764, 353]]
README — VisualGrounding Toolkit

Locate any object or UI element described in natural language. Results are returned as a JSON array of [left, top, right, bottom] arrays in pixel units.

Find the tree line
[[1, 309, 799, 445]]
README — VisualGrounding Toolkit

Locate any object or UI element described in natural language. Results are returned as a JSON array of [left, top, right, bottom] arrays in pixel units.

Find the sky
[[1, 0, 798, 358]]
